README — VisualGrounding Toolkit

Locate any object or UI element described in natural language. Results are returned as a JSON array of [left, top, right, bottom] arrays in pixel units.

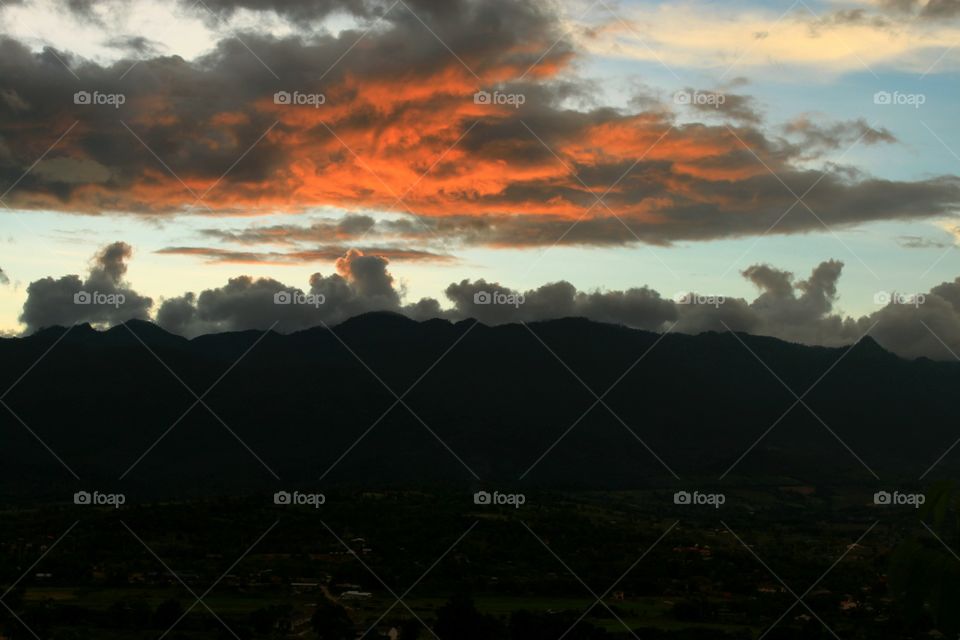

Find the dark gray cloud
[[16, 242, 960, 360], [677, 88, 764, 124], [187, 172, 960, 252], [783, 117, 896, 158], [922, 0, 960, 17], [816, 7, 894, 28], [737, 260, 861, 346], [103, 35, 164, 56], [0, 267, 9, 285], [436, 262, 960, 360], [155, 248, 416, 336], [0, 0, 956, 254], [879, 0, 960, 18], [154, 245, 453, 263], [18, 242, 153, 332], [22, 0, 373, 22], [199, 216, 378, 245], [194, 213, 648, 250], [438, 261, 858, 347], [61, 0, 103, 22], [0, 0, 573, 213], [442, 278, 676, 329], [897, 235, 954, 249], [866, 278, 960, 359], [819, 1, 960, 27], [182, 0, 375, 21]]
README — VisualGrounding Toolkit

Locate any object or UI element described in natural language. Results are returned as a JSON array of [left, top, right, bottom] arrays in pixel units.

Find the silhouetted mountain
[[0, 313, 956, 500]]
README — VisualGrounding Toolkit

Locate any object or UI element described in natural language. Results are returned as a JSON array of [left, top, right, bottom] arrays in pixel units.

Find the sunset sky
[[1, 0, 959, 356]]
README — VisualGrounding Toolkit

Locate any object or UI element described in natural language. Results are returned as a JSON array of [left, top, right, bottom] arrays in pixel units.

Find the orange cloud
[[0, 1, 955, 251]]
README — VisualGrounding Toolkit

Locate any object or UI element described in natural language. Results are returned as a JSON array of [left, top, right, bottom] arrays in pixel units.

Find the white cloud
[[0, 0, 314, 65], [571, 1, 960, 78]]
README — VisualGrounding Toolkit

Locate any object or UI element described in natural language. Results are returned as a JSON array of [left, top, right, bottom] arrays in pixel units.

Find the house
[[840, 597, 860, 611], [291, 581, 320, 593]]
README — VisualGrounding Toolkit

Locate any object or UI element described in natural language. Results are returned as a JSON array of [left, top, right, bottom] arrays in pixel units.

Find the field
[[0, 485, 954, 639]]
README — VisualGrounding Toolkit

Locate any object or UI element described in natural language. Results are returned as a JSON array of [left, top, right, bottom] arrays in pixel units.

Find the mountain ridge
[[0, 313, 954, 500], [3, 312, 906, 362]]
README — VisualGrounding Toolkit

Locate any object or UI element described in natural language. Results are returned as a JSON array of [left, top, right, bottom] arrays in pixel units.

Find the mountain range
[[0, 313, 954, 500]]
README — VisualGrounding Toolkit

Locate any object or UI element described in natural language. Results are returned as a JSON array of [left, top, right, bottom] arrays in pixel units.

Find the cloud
[[442, 278, 677, 329], [199, 215, 379, 245], [0, 88, 30, 113], [738, 260, 861, 346], [938, 220, 960, 244], [155, 248, 418, 336], [62, 0, 104, 23], [437, 262, 960, 360], [676, 88, 764, 124], [155, 245, 453, 264], [867, 277, 960, 359], [578, 1, 960, 76], [923, 0, 960, 18], [438, 261, 858, 346], [0, 2, 569, 215], [195, 214, 650, 249], [180, 0, 376, 21], [157, 252, 960, 360], [879, 0, 960, 19], [897, 235, 953, 249], [0, 0, 957, 258], [177, 169, 960, 253], [783, 117, 896, 158], [19, 241, 153, 332], [15, 241, 960, 361], [102, 35, 165, 56], [0, 267, 9, 285]]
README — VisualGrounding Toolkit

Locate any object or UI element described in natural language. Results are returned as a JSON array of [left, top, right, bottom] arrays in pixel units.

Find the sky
[[1, 0, 959, 358]]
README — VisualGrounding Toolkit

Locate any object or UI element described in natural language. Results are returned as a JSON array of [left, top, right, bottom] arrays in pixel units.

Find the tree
[[153, 598, 184, 629], [311, 601, 354, 639], [890, 481, 960, 634], [399, 619, 422, 639], [250, 604, 293, 634], [434, 594, 502, 640]]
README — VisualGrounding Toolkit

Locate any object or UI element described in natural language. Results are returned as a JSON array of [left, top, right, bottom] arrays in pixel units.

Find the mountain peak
[[103, 319, 186, 347], [336, 310, 419, 331], [30, 322, 97, 341], [119, 317, 165, 331], [851, 334, 892, 358]]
